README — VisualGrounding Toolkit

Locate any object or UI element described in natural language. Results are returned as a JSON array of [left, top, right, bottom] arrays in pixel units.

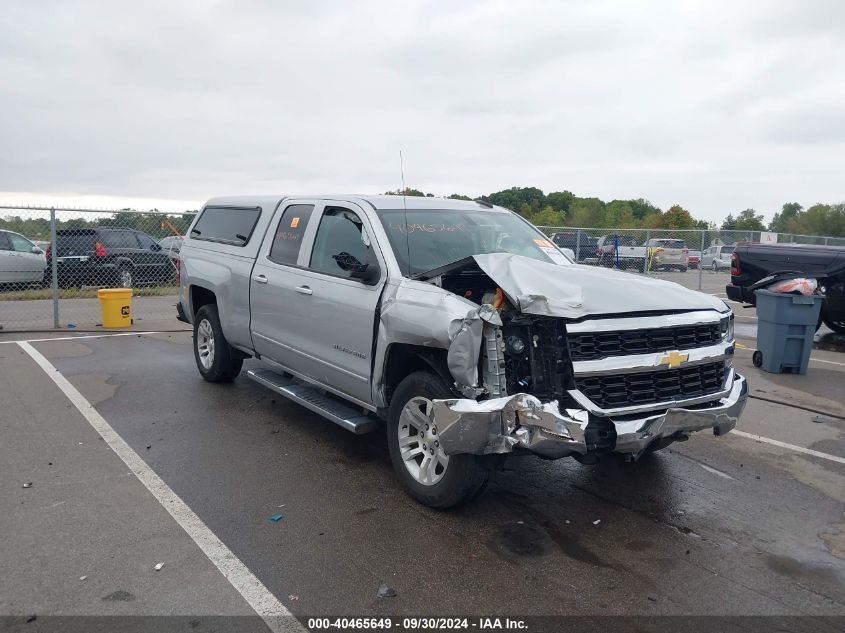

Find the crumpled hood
[[472, 253, 727, 318]]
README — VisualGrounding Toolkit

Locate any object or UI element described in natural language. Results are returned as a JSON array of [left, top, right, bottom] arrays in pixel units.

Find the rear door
[[0, 231, 22, 282], [8, 232, 45, 282], [249, 200, 321, 372]]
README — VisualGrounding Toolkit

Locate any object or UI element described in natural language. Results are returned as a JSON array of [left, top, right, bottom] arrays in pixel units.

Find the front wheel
[[387, 371, 490, 508], [711, 260, 719, 272], [193, 304, 243, 382]]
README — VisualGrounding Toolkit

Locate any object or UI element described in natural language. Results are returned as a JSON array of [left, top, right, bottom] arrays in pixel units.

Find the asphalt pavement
[[1, 322, 844, 631]]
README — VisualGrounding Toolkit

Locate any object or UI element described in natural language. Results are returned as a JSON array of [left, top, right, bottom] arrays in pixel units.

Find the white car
[[0, 230, 47, 285], [701, 245, 735, 271]]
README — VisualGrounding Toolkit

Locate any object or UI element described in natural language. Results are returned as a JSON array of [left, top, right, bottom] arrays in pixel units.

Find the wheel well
[[383, 344, 451, 406], [190, 285, 217, 319]]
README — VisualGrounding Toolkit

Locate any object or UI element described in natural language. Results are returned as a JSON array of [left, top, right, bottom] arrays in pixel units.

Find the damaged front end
[[429, 253, 748, 460]]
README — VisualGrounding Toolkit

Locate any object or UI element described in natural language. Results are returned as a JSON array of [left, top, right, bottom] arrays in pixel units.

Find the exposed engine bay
[[425, 257, 577, 405]]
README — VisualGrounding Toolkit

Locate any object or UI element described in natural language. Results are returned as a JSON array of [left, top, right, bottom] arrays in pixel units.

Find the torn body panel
[[446, 304, 502, 398], [472, 253, 728, 318], [373, 278, 480, 407]]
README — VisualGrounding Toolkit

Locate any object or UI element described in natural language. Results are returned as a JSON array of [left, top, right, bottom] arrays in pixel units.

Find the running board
[[246, 368, 378, 434]]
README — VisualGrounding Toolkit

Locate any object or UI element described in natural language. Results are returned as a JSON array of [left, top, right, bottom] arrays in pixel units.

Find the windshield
[[377, 209, 568, 276]]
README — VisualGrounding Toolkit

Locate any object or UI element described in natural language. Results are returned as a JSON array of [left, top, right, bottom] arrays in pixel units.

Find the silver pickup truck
[[178, 195, 747, 507]]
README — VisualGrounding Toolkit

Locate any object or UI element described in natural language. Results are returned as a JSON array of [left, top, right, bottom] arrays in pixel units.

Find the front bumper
[[433, 373, 747, 458]]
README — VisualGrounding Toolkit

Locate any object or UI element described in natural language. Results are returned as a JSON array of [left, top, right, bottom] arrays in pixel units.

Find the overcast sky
[[1, 0, 843, 222]]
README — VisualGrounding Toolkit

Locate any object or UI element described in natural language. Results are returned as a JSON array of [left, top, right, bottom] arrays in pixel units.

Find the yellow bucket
[[97, 288, 133, 329]]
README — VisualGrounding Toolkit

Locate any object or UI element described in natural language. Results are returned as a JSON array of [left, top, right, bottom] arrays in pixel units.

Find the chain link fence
[[3, 204, 845, 331], [0, 205, 195, 331], [536, 226, 845, 290]]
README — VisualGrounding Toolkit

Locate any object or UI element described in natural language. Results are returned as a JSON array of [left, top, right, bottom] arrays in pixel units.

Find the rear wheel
[[193, 304, 243, 382], [824, 317, 845, 334], [387, 371, 490, 508], [752, 350, 763, 367], [117, 266, 134, 288]]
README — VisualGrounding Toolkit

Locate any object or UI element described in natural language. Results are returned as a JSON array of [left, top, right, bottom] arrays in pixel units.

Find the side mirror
[[31, 246, 43, 254], [333, 252, 380, 285], [350, 265, 380, 285]]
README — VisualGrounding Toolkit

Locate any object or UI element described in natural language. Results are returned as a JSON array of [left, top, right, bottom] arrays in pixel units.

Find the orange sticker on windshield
[[533, 238, 553, 248], [290, 217, 300, 228]]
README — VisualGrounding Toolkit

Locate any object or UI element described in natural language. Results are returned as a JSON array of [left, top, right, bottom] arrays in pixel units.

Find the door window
[[101, 231, 139, 249], [191, 206, 261, 246], [309, 207, 378, 280], [0, 232, 12, 250], [136, 233, 158, 249], [9, 233, 34, 252], [268, 204, 315, 265]]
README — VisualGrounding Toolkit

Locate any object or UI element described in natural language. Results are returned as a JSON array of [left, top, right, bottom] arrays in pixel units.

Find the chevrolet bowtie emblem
[[658, 351, 689, 369]]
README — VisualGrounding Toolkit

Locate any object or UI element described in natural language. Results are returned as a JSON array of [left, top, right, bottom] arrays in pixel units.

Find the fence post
[[575, 229, 581, 261], [644, 230, 651, 274], [50, 207, 59, 329], [698, 229, 704, 290]]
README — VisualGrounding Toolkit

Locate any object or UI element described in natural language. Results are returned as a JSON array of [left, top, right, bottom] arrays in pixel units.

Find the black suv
[[46, 227, 175, 288], [550, 231, 599, 262]]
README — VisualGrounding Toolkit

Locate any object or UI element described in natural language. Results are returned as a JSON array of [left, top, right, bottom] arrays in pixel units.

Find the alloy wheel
[[397, 397, 450, 486], [196, 319, 215, 370]]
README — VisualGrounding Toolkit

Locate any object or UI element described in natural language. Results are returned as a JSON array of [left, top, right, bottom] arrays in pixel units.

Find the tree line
[[0, 211, 196, 242], [386, 187, 845, 237], [3, 191, 844, 241]]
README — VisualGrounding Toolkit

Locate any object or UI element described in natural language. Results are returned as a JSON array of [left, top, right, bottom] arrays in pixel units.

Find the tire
[[823, 317, 845, 334], [387, 371, 490, 508], [679, 266, 688, 272], [752, 350, 763, 367], [193, 304, 243, 382], [711, 260, 718, 272], [117, 266, 134, 289]]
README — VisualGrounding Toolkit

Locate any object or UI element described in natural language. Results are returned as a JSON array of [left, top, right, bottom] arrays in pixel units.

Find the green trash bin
[[753, 289, 823, 374]]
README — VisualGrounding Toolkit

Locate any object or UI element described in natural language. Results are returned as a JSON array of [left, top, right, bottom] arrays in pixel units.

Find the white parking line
[[731, 430, 845, 466], [0, 331, 168, 345], [698, 463, 736, 480], [17, 341, 302, 633]]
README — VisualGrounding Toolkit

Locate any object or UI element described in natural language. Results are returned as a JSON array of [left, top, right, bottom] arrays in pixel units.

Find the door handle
[[295, 285, 313, 295], [253, 274, 268, 284]]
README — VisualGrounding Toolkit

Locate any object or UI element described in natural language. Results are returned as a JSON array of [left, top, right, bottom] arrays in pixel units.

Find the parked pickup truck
[[178, 195, 747, 507], [596, 234, 647, 271], [726, 242, 845, 333]]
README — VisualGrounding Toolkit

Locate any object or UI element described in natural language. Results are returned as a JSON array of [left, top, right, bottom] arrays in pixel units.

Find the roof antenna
[[400, 150, 411, 276]]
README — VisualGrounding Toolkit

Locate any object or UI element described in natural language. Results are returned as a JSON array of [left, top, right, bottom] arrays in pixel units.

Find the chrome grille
[[567, 323, 721, 361], [575, 361, 726, 410]]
